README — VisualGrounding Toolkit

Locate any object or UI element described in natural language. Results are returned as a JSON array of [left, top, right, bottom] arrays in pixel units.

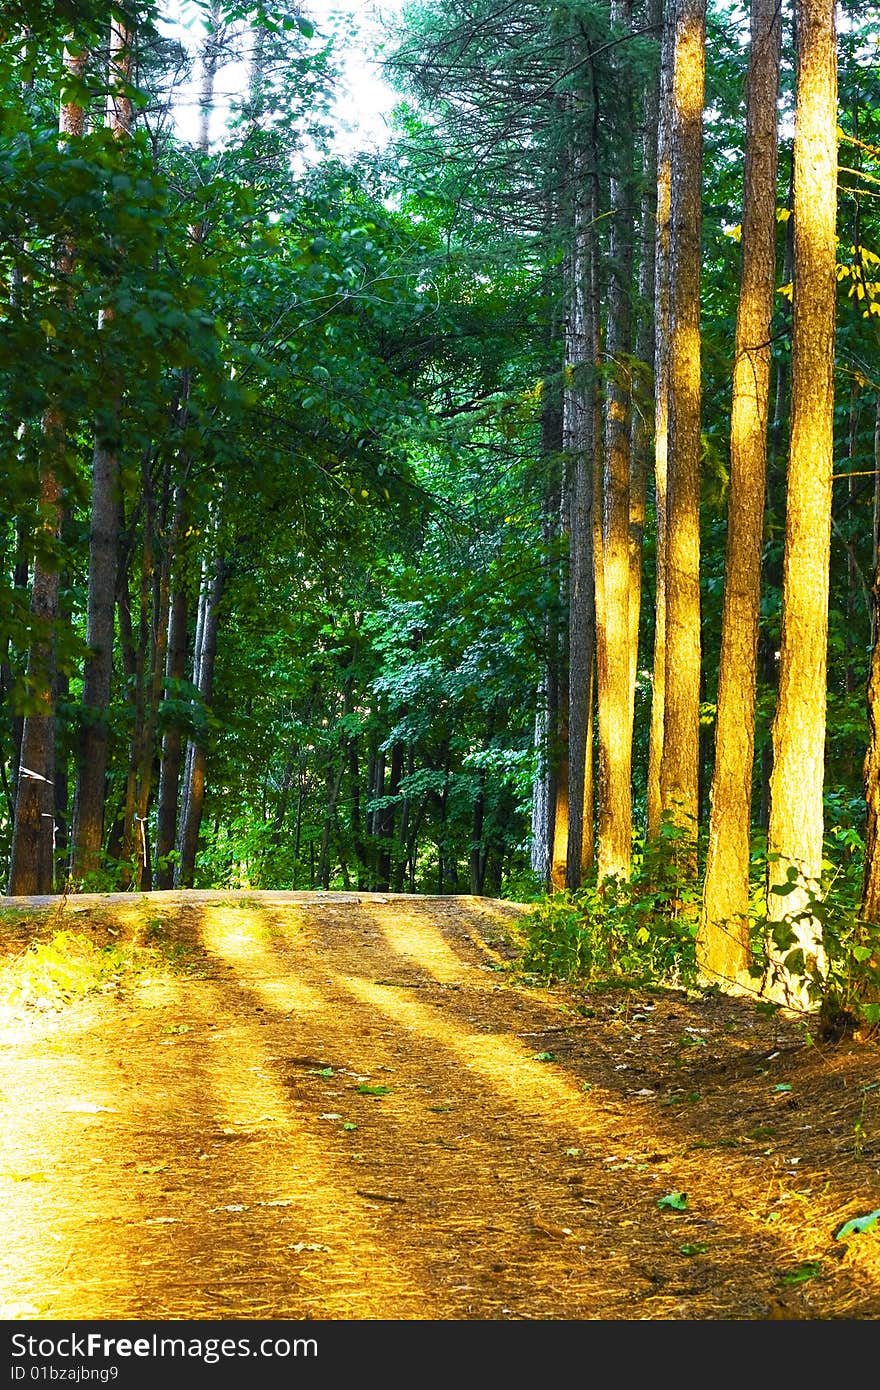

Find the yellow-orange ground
[[0, 890, 877, 1321]]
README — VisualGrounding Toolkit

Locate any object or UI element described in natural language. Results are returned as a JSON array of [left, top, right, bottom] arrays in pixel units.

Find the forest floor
[[0, 888, 878, 1323]]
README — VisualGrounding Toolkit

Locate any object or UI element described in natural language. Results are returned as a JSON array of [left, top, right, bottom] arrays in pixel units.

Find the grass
[[0, 905, 199, 1011]]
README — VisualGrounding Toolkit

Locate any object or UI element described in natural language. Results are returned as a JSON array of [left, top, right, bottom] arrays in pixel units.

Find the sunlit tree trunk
[[8, 40, 87, 895], [766, 0, 837, 1009], [698, 0, 781, 985], [628, 0, 662, 804], [658, 0, 705, 880], [598, 0, 635, 884], [70, 19, 134, 883]]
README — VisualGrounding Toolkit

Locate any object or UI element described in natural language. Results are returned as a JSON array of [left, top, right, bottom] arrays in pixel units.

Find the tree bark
[[598, 0, 635, 884], [647, 4, 674, 846], [9, 40, 87, 894], [70, 18, 134, 883], [698, 0, 781, 986], [658, 0, 706, 881], [176, 555, 226, 887], [766, 0, 838, 1009], [564, 86, 598, 891]]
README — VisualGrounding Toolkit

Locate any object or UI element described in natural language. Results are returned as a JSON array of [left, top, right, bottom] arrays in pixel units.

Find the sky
[[157, 0, 405, 155]]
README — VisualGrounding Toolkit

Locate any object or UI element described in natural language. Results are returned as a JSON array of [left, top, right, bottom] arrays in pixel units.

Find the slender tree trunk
[[176, 555, 226, 887], [8, 445, 62, 895], [565, 105, 598, 891], [861, 399, 880, 958], [658, 0, 706, 881], [70, 19, 134, 883], [698, 0, 781, 986], [154, 484, 189, 887], [647, 5, 674, 845], [598, 0, 635, 884], [530, 328, 563, 887], [628, 0, 662, 809], [766, 0, 838, 1009], [9, 42, 87, 894]]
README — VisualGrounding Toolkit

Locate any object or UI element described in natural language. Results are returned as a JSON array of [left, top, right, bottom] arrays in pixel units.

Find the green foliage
[[520, 830, 700, 989]]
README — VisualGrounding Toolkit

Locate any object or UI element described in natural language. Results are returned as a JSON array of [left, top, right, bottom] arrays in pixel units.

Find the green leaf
[[533, 1051, 557, 1062], [679, 1243, 708, 1256], [773, 1083, 792, 1093], [780, 1261, 823, 1285], [296, 16, 316, 36], [343, 1123, 358, 1132], [834, 1208, 880, 1240], [658, 1191, 688, 1211], [357, 1084, 391, 1096]]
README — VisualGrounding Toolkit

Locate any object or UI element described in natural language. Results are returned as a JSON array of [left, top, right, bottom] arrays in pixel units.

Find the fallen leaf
[[780, 1260, 822, 1285], [658, 1191, 688, 1211], [136, 1163, 168, 1175], [834, 1208, 880, 1240], [532, 1216, 573, 1239]]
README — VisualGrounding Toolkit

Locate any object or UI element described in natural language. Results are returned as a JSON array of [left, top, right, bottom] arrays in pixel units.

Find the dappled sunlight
[[197, 902, 327, 1015], [1, 894, 878, 1319], [337, 971, 604, 1124], [372, 907, 476, 984]]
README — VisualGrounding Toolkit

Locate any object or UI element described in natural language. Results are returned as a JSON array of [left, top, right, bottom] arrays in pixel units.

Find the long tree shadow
[[0, 892, 877, 1320]]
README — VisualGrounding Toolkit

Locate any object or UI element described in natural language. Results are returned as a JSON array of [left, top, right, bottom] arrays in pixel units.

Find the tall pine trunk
[[766, 0, 838, 1009], [698, 0, 781, 985], [9, 41, 88, 894], [70, 19, 134, 883], [598, 0, 635, 885], [658, 0, 706, 882], [564, 88, 598, 892], [647, 4, 674, 845]]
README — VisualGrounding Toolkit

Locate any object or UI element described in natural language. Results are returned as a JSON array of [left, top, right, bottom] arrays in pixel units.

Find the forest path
[[0, 890, 878, 1321]]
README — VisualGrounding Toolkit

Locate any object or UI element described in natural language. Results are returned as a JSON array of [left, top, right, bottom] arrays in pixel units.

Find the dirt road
[[0, 890, 878, 1321]]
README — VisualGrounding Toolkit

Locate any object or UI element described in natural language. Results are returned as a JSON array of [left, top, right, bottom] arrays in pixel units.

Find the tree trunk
[[565, 73, 598, 893], [70, 19, 134, 883], [154, 485, 189, 887], [176, 555, 226, 888], [658, 0, 706, 881], [766, 0, 837, 1009], [530, 335, 563, 887], [647, 5, 674, 846], [598, 0, 635, 885], [860, 399, 880, 968], [8, 40, 88, 894], [628, 0, 662, 822], [698, 0, 781, 987]]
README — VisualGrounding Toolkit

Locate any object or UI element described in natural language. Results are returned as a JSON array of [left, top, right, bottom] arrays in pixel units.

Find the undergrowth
[[520, 821, 880, 1032], [0, 912, 197, 1012]]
